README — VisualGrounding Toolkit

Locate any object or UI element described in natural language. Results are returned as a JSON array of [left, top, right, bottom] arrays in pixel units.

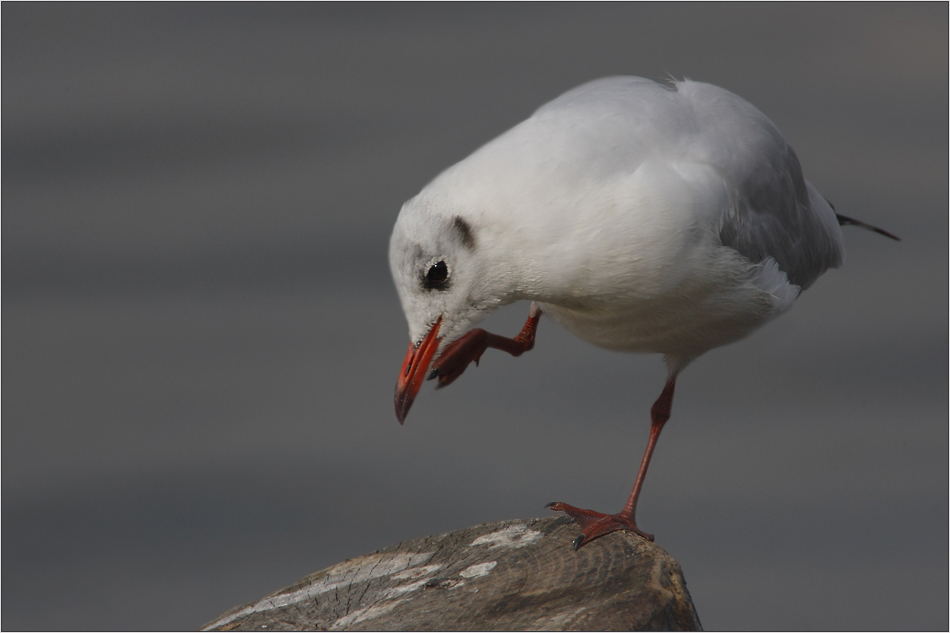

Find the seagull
[[388, 76, 898, 550]]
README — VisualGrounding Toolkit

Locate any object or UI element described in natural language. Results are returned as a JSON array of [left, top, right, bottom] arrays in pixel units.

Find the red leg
[[549, 374, 677, 550], [429, 303, 541, 388]]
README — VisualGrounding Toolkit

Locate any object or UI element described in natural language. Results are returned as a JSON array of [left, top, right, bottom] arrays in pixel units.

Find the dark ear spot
[[452, 216, 476, 250]]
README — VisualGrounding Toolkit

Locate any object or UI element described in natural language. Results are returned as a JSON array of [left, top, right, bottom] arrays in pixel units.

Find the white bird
[[389, 76, 897, 549]]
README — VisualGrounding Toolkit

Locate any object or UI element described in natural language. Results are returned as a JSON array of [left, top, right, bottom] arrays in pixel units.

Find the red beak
[[394, 317, 442, 424]]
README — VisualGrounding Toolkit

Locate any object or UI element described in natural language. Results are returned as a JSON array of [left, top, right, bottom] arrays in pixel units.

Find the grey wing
[[675, 79, 845, 290], [716, 139, 844, 290]]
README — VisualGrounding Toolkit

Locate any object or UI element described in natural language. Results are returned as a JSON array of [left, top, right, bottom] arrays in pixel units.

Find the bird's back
[[428, 77, 843, 290], [669, 79, 844, 289], [416, 77, 845, 360]]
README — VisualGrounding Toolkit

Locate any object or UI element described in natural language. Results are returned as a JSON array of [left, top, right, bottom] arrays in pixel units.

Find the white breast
[[414, 76, 844, 364]]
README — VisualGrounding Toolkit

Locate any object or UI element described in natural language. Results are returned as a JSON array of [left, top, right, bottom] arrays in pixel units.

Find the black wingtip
[[871, 226, 901, 241], [835, 213, 901, 241]]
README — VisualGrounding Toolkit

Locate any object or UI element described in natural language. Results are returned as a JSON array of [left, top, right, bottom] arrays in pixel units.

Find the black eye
[[422, 260, 450, 290]]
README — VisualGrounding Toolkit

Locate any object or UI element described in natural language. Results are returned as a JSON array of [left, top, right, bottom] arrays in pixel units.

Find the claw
[[426, 307, 541, 391], [430, 329, 491, 388], [548, 501, 654, 549]]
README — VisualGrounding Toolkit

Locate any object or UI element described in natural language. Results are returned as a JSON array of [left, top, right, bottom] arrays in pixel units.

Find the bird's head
[[389, 194, 505, 423]]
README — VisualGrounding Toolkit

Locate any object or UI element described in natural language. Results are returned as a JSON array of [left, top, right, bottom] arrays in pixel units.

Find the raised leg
[[428, 302, 541, 388], [549, 374, 677, 550]]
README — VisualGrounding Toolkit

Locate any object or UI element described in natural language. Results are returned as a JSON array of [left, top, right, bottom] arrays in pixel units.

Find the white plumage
[[388, 76, 889, 548], [392, 77, 843, 368]]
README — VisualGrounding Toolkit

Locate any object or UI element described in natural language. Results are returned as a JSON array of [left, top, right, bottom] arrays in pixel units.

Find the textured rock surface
[[202, 516, 701, 631]]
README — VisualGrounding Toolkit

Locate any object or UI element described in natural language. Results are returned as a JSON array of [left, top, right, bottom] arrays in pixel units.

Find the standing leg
[[549, 374, 678, 550]]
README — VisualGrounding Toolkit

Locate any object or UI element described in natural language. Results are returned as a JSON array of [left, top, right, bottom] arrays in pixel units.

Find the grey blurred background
[[3, 4, 947, 630]]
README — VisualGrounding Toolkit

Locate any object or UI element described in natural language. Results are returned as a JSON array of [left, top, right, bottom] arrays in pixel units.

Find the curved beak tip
[[393, 317, 442, 424]]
